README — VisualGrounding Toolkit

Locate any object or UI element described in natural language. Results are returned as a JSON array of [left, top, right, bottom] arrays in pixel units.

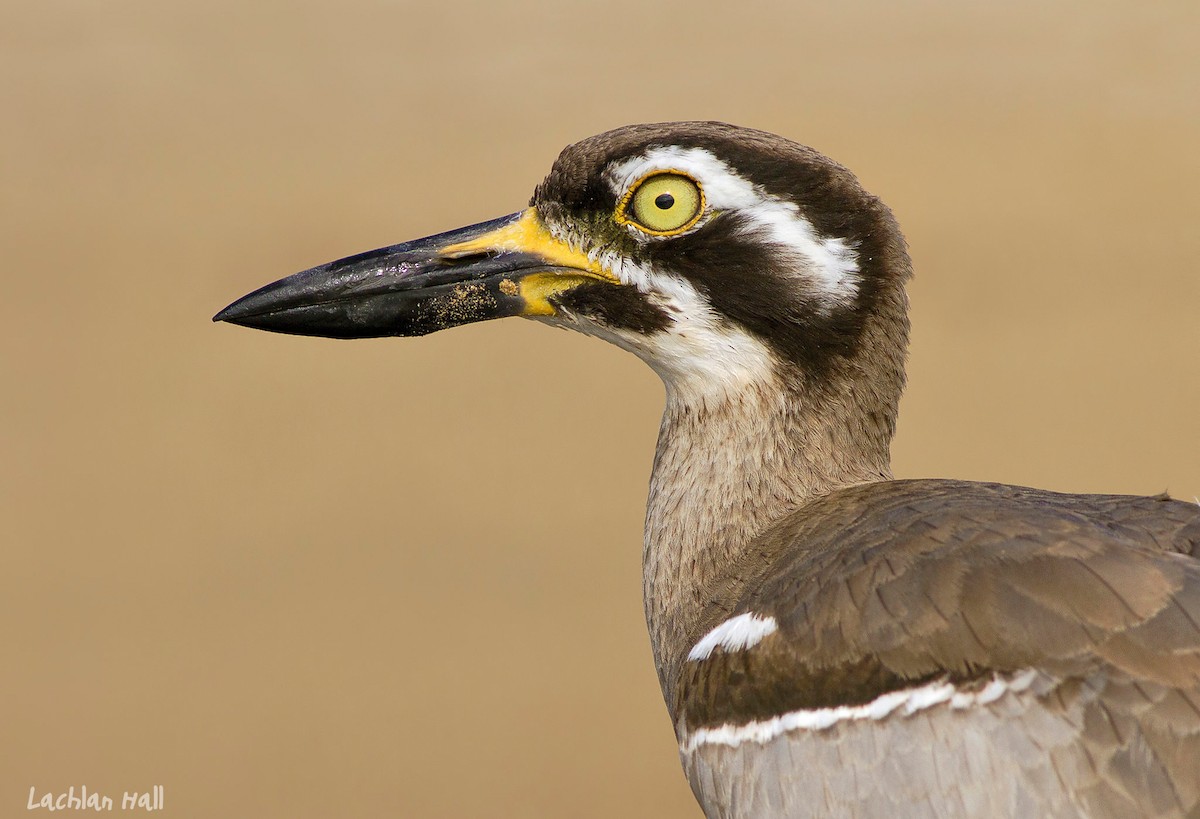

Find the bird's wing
[[677, 480, 1200, 818]]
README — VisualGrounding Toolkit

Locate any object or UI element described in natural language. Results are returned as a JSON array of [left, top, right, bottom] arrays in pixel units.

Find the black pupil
[[654, 192, 675, 210]]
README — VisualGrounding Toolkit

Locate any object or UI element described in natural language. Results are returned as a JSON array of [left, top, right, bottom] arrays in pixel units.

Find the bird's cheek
[[547, 281, 674, 335]]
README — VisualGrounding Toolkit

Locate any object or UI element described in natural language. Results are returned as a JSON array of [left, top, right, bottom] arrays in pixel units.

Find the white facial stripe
[[547, 249, 779, 400], [688, 613, 779, 662], [604, 146, 860, 306], [605, 145, 768, 212], [680, 670, 1040, 752], [539, 186, 782, 400]]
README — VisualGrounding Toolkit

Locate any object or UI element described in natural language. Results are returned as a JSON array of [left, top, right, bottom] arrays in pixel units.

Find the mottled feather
[[679, 480, 1200, 817]]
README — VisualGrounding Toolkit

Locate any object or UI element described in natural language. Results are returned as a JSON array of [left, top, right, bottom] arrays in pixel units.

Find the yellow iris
[[621, 173, 704, 235]]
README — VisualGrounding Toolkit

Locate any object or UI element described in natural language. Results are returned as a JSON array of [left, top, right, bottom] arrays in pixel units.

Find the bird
[[215, 122, 1200, 818]]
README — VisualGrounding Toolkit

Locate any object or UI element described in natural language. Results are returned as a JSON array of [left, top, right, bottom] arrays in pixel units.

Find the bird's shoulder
[[676, 478, 1200, 733]]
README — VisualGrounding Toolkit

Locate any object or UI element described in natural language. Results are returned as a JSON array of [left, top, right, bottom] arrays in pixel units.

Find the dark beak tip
[[212, 302, 249, 324], [214, 285, 285, 325]]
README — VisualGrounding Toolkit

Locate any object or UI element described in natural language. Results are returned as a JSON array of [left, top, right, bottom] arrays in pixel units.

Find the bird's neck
[[642, 371, 893, 706]]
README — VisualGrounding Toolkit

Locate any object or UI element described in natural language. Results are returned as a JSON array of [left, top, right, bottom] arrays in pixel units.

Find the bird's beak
[[213, 208, 617, 338]]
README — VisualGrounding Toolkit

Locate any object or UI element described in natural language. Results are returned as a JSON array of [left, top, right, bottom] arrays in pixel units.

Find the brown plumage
[[215, 122, 1200, 818], [678, 481, 1200, 817]]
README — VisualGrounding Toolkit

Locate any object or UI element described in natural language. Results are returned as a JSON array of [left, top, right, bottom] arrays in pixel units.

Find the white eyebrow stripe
[[680, 670, 1042, 752], [604, 145, 769, 212], [736, 200, 861, 305], [687, 612, 779, 661], [604, 146, 860, 307]]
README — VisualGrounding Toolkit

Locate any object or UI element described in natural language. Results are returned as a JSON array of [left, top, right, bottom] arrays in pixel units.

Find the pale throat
[[641, 367, 892, 703]]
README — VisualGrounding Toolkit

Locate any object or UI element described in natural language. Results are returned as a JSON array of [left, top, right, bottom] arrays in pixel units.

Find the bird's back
[[677, 480, 1200, 818]]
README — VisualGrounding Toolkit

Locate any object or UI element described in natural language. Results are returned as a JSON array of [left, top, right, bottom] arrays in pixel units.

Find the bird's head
[[216, 122, 912, 414]]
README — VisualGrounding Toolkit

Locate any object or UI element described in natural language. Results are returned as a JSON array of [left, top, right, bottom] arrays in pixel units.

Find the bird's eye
[[619, 173, 704, 235]]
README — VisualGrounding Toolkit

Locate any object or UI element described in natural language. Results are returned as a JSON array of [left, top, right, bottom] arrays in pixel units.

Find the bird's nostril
[[438, 249, 495, 264]]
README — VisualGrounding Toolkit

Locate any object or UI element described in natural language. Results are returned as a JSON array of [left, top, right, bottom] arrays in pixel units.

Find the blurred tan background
[[2, 1, 1198, 816]]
